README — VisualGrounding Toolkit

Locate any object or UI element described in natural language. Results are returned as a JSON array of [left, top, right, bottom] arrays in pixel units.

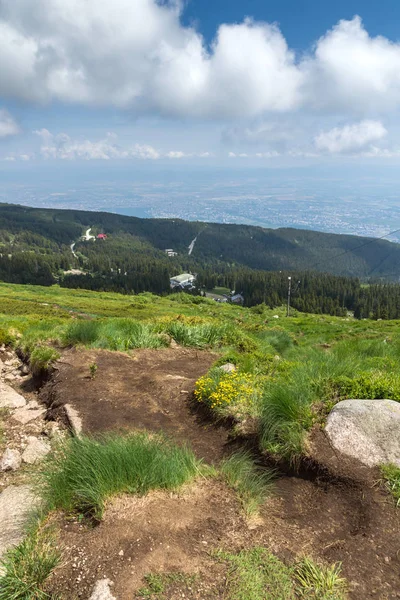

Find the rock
[[25, 399, 40, 410], [64, 404, 83, 436], [4, 373, 16, 382], [20, 364, 30, 376], [169, 338, 180, 349], [0, 485, 40, 560], [22, 437, 51, 464], [325, 399, 400, 468], [44, 421, 61, 439], [89, 579, 117, 600], [0, 382, 26, 408], [0, 449, 22, 472], [12, 406, 46, 425], [219, 363, 236, 373]]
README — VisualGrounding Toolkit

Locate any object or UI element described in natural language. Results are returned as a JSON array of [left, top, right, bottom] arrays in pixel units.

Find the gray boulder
[[0, 382, 26, 409], [12, 406, 46, 425], [89, 579, 117, 600], [0, 448, 22, 472], [22, 436, 51, 464], [0, 485, 40, 561], [325, 399, 400, 468]]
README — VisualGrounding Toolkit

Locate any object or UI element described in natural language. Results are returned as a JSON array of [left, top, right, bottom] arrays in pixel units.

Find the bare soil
[[40, 347, 230, 463], [40, 348, 400, 600]]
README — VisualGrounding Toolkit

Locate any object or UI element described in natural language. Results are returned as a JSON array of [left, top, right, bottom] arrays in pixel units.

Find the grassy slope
[[2, 280, 400, 462]]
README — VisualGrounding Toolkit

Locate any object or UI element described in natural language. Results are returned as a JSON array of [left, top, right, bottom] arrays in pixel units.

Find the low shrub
[[0, 520, 60, 600], [220, 451, 274, 516], [195, 368, 260, 420], [326, 372, 400, 402], [41, 433, 203, 520]]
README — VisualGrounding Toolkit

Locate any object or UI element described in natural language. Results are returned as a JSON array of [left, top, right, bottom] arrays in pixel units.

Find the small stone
[[22, 437, 51, 464], [89, 579, 116, 600], [20, 364, 30, 376], [25, 400, 40, 410], [219, 363, 236, 373], [0, 449, 22, 472], [4, 373, 16, 382], [118, 549, 124, 556]]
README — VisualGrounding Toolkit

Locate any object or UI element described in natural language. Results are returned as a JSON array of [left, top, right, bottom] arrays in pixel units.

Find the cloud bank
[[1, 2, 400, 119], [314, 120, 388, 154]]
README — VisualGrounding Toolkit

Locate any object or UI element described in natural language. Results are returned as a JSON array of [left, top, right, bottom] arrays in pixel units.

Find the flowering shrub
[[194, 368, 260, 418]]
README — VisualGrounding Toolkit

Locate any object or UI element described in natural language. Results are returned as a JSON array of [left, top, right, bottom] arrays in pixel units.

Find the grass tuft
[[0, 520, 60, 600], [216, 547, 294, 600], [220, 451, 274, 516], [381, 463, 400, 506], [294, 557, 347, 599], [29, 347, 60, 377], [41, 433, 203, 520]]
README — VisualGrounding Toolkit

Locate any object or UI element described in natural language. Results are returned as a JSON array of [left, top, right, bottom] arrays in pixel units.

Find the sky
[[2, 0, 400, 168]]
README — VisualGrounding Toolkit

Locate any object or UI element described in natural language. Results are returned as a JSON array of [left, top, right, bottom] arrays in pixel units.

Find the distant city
[[2, 166, 400, 243]]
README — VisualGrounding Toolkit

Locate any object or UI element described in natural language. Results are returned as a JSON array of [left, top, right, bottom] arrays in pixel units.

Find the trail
[[84, 227, 95, 241], [188, 235, 198, 256], [70, 242, 77, 258]]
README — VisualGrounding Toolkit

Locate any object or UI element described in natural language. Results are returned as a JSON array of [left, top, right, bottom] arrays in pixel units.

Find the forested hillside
[[2, 202, 400, 318], [1, 202, 400, 279]]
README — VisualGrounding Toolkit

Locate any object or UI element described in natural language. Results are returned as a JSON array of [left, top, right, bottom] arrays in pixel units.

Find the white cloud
[[0, 1, 303, 118], [166, 151, 186, 159], [0, 109, 20, 138], [314, 120, 387, 154], [304, 16, 400, 112], [34, 129, 160, 160], [2, 5, 400, 119]]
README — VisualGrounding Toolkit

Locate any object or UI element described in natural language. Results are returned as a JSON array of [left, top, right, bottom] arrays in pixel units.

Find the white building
[[170, 273, 196, 288]]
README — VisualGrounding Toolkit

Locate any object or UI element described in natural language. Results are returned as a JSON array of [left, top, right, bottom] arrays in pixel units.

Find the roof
[[170, 273, 195, 283], [97, 233, 107, 238]]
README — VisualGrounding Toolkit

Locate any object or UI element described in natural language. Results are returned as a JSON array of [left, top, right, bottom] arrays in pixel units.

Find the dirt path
[[41, 347, 231, 463], [39, 348, 400, 600]]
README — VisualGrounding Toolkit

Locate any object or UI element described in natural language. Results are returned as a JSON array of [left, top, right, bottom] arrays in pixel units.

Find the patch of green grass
[[216, 549, 347, 600], [216, 547, 295, 600], [41, 433, 204, 520], [294, 557, 347, 599], [159, 321, 228, 348], [220, 451, 274, 516], [136, 573, 197, 598], [0, 520, 60, 600], [381, 464, 400, 506], [260, 377, 314, 462], [29, 347, 60, 376]]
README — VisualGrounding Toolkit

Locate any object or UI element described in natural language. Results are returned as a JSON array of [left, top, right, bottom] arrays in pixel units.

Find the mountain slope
[[0, 202, 399, 279]]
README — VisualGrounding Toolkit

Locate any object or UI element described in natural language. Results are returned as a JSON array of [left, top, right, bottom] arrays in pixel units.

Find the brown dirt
[[41, 349, 400, 600], [40, 347, 231, 463]]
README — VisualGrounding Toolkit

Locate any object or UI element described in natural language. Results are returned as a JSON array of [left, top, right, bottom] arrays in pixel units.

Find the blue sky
[[2, 0, 400, 169]]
